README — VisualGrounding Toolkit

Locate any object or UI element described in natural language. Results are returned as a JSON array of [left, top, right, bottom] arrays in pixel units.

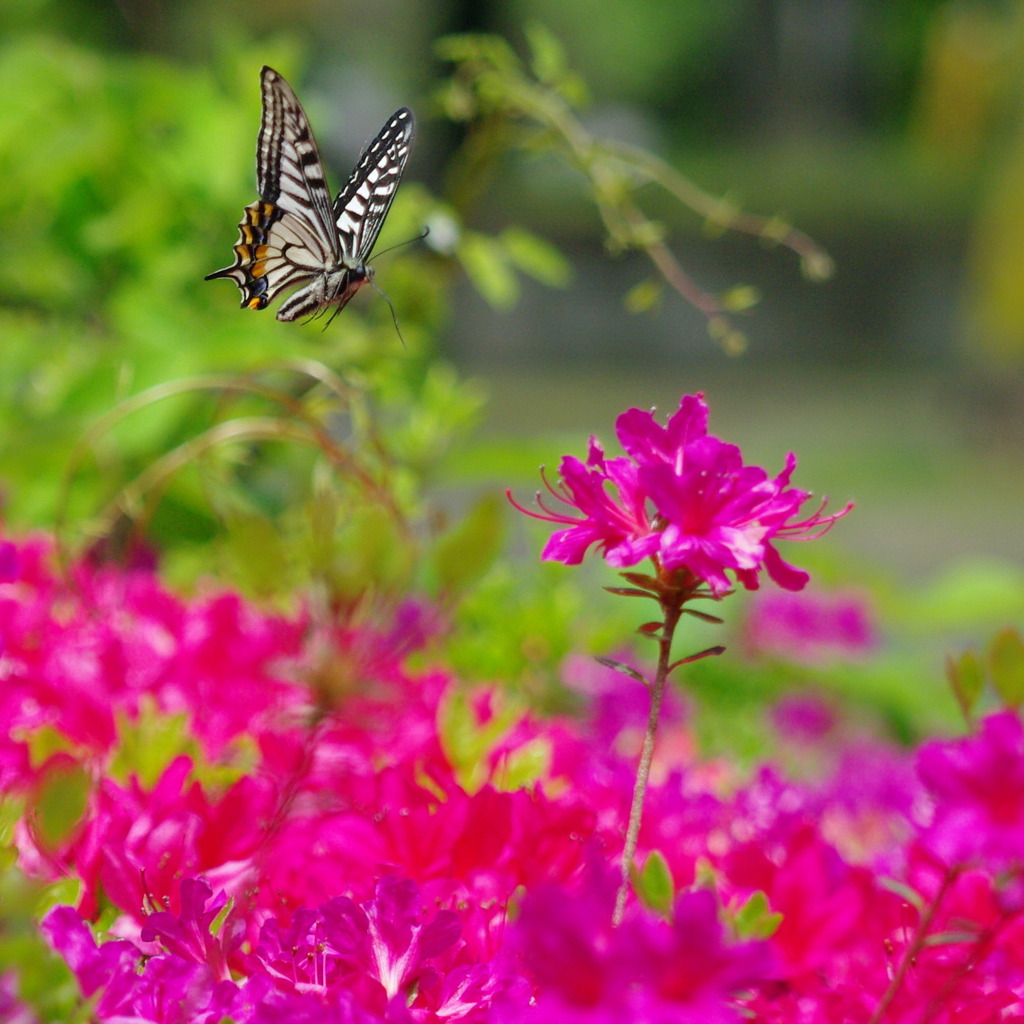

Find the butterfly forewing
[[333, 107, 415, 265], [206, 66, 415, 320], [256, 67, 338, 251]]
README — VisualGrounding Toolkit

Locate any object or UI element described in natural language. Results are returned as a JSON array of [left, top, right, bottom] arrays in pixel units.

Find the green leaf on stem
[[922, 929, 982, 948], [989, 628, 1024, 708], [732, 890, 783, 940], [594, 655, 647, 685], [634, 850, 674, 917], [682, 607, 724, 625], [624, 278, 663, 313], [524, 20, 568, 83], [604, 586, 660, 600], [719, 284, 761, 313], [619, 572, 662, 592], [668, 645, 725, 673], [878, 877, 926, 913], [946, 649, 984, 720]]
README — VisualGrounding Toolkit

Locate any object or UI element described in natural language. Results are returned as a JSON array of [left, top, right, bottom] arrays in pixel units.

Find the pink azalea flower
[[0, 973, 37, 1024], [506, 870, 772, 1023], [527, 450, 661, 568], [745, 589, 878, 663], [42, 905, 249, 1023], [251, 877, 513, 1020], [510, 394, 849, 594], [140, 877, 244, 981], [917, 709, 1024, 869]]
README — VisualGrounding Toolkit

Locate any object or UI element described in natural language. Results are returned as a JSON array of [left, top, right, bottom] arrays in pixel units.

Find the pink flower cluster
[[744, 589, 878, 663], [510, 394, 850, 594], [2, 536, 1024, 1022]]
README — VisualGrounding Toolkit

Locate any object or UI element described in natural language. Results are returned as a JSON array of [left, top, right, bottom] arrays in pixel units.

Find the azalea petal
[[761, 543, 810, 592]]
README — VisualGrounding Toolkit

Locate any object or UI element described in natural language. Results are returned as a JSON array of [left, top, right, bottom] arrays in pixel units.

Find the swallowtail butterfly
[[207, 66, 415, 321]]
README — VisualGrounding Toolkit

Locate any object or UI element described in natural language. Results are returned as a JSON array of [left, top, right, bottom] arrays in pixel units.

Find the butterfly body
[[207, 67, 414, 321]]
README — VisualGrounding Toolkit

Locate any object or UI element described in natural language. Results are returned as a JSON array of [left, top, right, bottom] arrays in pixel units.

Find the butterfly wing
[[206, 66, 340, 309], [256, 67, 338, 245], [333, 108, 415, 266]]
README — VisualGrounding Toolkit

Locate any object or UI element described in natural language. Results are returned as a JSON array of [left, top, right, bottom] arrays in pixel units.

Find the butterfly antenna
[[369, 226, 430, 264], [369, 280, 407, 348], [355, 227, 426, 343]]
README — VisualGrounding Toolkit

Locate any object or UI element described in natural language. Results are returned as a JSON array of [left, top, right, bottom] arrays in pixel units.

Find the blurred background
[[1, 0, 1022, 593]]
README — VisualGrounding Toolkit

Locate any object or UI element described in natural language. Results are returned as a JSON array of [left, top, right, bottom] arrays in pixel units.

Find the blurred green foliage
[[0, 32, 565, 608]]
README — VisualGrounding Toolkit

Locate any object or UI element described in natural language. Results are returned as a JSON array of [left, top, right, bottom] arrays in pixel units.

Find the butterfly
[[207, 66, 415, 322]]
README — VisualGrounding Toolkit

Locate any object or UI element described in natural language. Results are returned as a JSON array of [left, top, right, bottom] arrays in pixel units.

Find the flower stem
[[613, 598, 683, 926], [867, 866, 959, 1024]]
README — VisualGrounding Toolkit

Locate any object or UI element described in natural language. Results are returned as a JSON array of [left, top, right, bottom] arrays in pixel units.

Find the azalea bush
[[3, 389, 1024, 1023]]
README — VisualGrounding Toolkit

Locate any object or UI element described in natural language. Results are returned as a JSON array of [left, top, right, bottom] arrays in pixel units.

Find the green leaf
[[524, 21, 568, 83], [946, 649, 985, 719], [719, 285, 761, 312], [989, 628, 1024, 708], [668, 645, 725, 672], [624, 279, 663, 313], [619, 572, 661, 591], [635, 850, 674, 916], [922, 929, 980, 948], [878, 876, 926, 912], [221, 510, 295, 599], [707, 316, 747, 355], [36, 877, 83, 917], [32, 760, 91, 852], [594, 655, 647, 684], [500, 226, 572, 287], [732, 890, 783, 940], [682, 608, 724, 625], [324, 504, 415, 603], [603, 586, 659, 600], [438, 688, 541, 793], [458, 232, 518, 308], [433, 494, 505, 596], [110, 697, 196, 789], [499, 737, 553, 791]]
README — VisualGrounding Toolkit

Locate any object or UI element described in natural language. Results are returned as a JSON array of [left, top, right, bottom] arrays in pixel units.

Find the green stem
[[867, 866, 960, 1024], [613, 599, 683, 926]]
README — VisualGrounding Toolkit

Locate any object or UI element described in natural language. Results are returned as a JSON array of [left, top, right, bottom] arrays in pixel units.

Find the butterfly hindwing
[[206, 67, 415, 320]]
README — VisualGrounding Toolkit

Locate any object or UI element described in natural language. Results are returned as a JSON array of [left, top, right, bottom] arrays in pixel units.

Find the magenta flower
[[140, 877, 244, 981], [42, 905, 249, 1024], [510, 393, 849, 594], [0, 973, 37, 1024], [745, 589, 878, 663], [507, 871, 772, 1023], [917, 710, 1024, 869]]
